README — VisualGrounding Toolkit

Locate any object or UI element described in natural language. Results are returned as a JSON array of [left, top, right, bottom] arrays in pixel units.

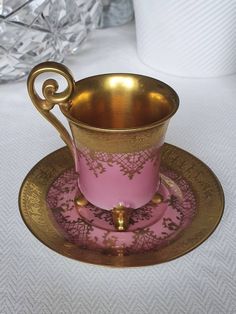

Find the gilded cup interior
[[65, 74, 179, 130]]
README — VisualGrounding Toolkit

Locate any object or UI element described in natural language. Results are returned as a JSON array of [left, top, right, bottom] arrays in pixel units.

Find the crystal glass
[[0, 0, 102, 83], [99, 0, 133, 28]]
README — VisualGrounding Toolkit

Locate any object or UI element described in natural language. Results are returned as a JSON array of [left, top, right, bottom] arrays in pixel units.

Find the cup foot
[[152, 192, 164, 204], [112, 205, 133, 231], [75, 194, 88, 207]]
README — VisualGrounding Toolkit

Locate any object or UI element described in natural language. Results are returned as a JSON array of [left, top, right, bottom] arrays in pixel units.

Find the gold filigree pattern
[[129, 228, 162, 253], [52, 208, 93, 248], [78, 147, 160, 179], [71, 123, 168, 153]]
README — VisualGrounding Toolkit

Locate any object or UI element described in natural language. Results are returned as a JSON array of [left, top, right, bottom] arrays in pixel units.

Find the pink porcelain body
[[74, 146, 161, 210]]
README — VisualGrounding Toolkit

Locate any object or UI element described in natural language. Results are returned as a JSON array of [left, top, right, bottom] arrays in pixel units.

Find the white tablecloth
[[1, 23, 236, 314]]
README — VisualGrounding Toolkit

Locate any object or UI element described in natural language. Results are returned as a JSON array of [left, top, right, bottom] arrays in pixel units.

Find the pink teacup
[[27, 62, 179, 231]]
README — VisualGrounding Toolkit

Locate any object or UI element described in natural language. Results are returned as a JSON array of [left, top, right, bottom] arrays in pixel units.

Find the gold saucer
[[19, 144, 224, 267]]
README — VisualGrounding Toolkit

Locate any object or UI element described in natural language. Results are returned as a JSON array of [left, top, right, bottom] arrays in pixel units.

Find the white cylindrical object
[[134, 0, 236, 77]]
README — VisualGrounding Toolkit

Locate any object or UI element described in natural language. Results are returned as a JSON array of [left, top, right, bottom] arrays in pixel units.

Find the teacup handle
[[27, 61, 76, 155]]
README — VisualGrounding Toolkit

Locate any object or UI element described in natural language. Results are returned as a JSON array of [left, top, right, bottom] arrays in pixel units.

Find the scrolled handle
[[27, 61, 76, 155]]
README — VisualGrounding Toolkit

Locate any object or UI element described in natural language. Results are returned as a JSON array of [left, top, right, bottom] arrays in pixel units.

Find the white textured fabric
[[1, 23, 236, 314], [134, 0, 236, 77]]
